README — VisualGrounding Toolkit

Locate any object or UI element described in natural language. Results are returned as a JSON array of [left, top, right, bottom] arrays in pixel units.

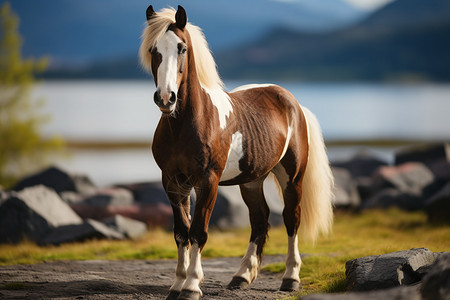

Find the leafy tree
[[0, 2, 63, 188]]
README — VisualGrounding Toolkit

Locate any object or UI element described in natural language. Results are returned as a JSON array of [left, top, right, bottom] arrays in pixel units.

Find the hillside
[[35, 0, 450, 81], [215, 0, 450, 81]]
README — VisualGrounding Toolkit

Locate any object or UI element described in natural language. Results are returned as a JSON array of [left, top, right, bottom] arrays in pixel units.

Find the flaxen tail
[[299, 106, 334, 244]]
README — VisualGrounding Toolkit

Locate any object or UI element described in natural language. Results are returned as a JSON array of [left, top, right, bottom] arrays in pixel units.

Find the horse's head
[[145, 5, 189, 115]]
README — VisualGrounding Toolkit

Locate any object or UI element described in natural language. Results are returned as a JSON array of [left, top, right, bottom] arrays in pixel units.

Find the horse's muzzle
[[154, 91, 176, 114]]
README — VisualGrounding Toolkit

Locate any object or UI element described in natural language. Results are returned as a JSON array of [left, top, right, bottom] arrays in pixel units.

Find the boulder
[[81, 187, 134, 206], [420, 252, 450, 300], [0, 185, 83, 244], [372, 163, 434, 195], [345, 248, 439, 291], [301, 251, 450, 300], [332, 151, 387, 179], [424, 182, 450, 223], [12, 166, 96, 195], [40, 219, 125, 245], [103, 215, 147, 239], [362, 188, 424, 211], [116, 182, 168, 204], [395, 143, 450, 166], [331, 167, 361, 209], [70, 202, 173, 229]]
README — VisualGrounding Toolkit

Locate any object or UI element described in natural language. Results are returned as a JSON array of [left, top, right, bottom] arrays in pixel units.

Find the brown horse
[[139, 6, 334, 300]]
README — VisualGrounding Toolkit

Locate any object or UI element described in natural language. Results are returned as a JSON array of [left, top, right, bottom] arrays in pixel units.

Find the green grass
[[0, 209, 449, 296]]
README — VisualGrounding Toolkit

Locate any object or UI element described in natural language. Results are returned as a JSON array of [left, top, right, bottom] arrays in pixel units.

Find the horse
[[139, 5, 334, 300]]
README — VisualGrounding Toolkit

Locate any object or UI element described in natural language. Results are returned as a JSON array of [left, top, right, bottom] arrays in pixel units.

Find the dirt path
[[0, 255, 295, 299]]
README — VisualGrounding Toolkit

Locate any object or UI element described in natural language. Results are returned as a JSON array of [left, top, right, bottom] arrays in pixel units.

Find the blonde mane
[[139, 7, 224, 90]]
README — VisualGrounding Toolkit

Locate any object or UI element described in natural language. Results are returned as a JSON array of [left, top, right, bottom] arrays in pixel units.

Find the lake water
[[32, 80, 450, 185]]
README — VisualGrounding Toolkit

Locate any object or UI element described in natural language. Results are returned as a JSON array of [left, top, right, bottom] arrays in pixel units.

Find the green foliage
[[0, 2, 63, 188]]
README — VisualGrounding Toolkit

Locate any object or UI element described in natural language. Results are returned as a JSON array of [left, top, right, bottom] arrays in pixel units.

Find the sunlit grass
[[0, 209, 449, 296]]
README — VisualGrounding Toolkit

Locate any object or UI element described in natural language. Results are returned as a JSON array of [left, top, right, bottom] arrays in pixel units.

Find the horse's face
[[149, 7, 188, 115]]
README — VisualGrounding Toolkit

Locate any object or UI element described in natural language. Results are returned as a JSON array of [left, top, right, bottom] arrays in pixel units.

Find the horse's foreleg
[[228, 178, 269, 289], [163, 175, 191, 300], [178, 175, 220, 300]]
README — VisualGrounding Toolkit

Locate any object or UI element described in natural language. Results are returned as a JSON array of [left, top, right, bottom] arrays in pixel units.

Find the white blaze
[[154, 31, 182, 103]]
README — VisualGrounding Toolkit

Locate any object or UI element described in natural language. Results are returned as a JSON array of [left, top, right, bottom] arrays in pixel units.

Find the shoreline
[[65, 138, 448, 150]]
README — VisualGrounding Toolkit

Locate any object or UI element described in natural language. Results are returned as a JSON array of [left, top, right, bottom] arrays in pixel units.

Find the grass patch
[[0, 209, 449, 296]]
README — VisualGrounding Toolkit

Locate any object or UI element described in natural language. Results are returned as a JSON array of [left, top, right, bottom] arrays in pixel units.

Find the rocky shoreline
[[1, 143, 449, 245]]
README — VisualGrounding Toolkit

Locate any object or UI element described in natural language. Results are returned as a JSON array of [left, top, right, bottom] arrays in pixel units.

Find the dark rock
[[103, 215, 147, 239], [355, 176, 376, 202], [0, 185, 83, 244], [362, 188, 424, 211], [300, 285, 421, 300], [12, 166, 96, 194], [116, 182, 168, 204], [332, 151, 387, 179], [345, 248, 439, 291], [331, 167, 361, 209], [424, 182, 450, 223], [395, 143, 450, 166], [420, 252, 450, 300], [40, 219, 124, 245]]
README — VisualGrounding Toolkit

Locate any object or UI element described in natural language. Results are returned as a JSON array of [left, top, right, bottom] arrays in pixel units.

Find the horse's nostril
[[169, 92, 176, 104], [154, 91, 161, 105]]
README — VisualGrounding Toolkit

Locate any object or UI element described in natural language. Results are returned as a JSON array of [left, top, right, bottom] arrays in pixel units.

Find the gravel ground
[[0, 255, 296, 299]]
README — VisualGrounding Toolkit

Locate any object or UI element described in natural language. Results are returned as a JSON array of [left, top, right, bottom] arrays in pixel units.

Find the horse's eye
[[177, 43, 187, 55]]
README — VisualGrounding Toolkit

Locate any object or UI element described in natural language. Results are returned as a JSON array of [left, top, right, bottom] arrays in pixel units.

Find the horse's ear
[[175, 5, 187, 30], [146, 5, 156, 21]]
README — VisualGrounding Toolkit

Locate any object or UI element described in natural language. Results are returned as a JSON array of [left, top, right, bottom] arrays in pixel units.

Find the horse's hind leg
[[227, 177, 270, 289], [273, 164, 303, 292]]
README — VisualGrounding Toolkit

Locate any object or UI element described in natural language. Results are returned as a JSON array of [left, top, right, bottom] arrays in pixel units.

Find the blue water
[[32, 80, 450, 185], [35, 80, 450, 142]]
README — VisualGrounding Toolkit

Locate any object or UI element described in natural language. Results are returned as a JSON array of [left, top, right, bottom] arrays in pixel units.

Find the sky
[[342, 0, 395, 10]]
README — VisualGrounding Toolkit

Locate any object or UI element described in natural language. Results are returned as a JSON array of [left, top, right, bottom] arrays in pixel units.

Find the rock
[[420, 252, 450, 300], [103, 215, 147, 239], [116, 182, 168, 204], [362, 188, 424, 211], [82, 187, 134, 206], [332, 151, 387, 179], [331, 167, 361, 209], [12, 166, 96, 194], [345, 248, 439, 291], [0, 185, 83, 244], [40, 219, 125, 245], [300, 285, 421, 300], [395, 143, 450, 166], [70, 202, 173, 229], [373, 163, 434, 195], [424, 182, 450, 223]]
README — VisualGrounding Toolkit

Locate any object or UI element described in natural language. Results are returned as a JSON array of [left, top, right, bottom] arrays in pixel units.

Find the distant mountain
[[7, 0, 364, 67], [215, 0, 450, 81]]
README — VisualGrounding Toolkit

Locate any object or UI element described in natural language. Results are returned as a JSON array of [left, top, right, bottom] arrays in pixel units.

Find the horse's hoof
[[177, 289, 201, 300], [227, 276, 249, 290], [280, 278, 300, 291], [165, 290, 181, 300]]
